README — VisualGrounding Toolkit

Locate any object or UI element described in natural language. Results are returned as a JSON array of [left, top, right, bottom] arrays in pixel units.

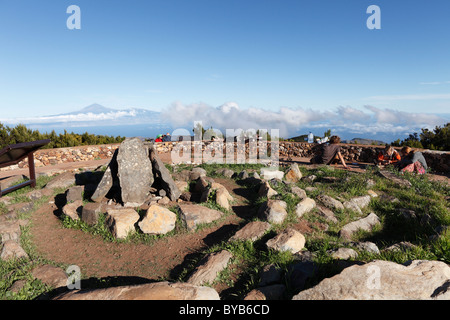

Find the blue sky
[[0, 0, 449, 140]]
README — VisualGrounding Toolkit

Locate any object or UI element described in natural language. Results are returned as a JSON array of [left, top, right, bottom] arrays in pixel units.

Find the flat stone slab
[[53, 281, 220, 300], [187, 250, 233, 286], [339, 212, 381, 240], [178, 203, 223, 231], [230, 221, 271, 242]]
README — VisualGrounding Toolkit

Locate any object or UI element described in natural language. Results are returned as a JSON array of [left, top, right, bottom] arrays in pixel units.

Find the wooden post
[[28, 152, 36, 188]]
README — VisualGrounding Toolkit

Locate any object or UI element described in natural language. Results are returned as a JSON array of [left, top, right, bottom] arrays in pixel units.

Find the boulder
[[187, 250, 233, 286], [230, 221, 271, 242], [258, 200, 288, 225], [0, 220, 22, 243], [295, 198, 316, 218], [291, 186, 307, 199], [189, 167, 207, 181], [293, 260, 450, 300], [44, 172, 76, 190], [31, 265, 68, 289], [178, 204, 223, 231], [53, 281, 220, 300], [66, 186, 83, 202], [266, 228, 306, 254], [329, 247, 358, 260], [315, 205, 338, 224], [284, 163, 302, 183], [244, 284, 286, 300], [105, 208, 140, 239], [117, 138, 154, 206], [339, 212, 381, 240], [138, 205, 177, 235]]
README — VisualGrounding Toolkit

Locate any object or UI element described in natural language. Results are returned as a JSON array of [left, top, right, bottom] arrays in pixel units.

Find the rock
[[81, 202, 103, 226], [317, 195, 344, 211], [90, 157, 116, 202], [260, 168, 284, 180], [352, 241, 380, 254], [398, 208, 417, 220], [266, 228, 306, 254], [117, 138, 154, 206], [0, 220, 22, 243], [189, 167, 207, 181], [214, 186, 232, 211], [44, 172, 76, 190], [291, 186, 307, 199], [105, 208, 140, 239], [1, 240, 28, 260], [382, 241, 417, 253], [258, 200, 288, 224], [293, 260, 450, 300], [187, 250, 233, 286], [27, 188, 53, 201], [329, 248, 358, 260], [315, 205, 338, 223], [62, 200, 83, 220], [244, 284, 286, 300], [347, 195, 371, 210], [178, 204, 223, 231], [66, 186, 83, 202], [194, 177, 209, 193], [258, 181, 278, 199], [259, 264, 282, 286], [149, 144, 181, 201], [230, 221, 271, 242], [238, 170, 249, 179], [216, 168, 235, 178], [367, 190, 378, 198], [31, 265, 68, 288], [378, 170, 412, 188], [295, 198, 316, 218], [138, 205, 177, 235], [284, 163, 302, 183], [174, 180, 189, 192], [339, 212, 381, 240], [343, 200, 363, 215], [53, 281, 220, 300]]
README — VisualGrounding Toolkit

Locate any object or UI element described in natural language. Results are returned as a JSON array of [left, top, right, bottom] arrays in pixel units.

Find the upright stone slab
[[117, 138, 154, 206], [91, 149, 119, 202], [149, 144, 181, 201]]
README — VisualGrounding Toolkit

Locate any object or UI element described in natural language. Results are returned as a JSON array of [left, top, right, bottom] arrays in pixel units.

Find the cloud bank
[[162, 101, 449, 140]]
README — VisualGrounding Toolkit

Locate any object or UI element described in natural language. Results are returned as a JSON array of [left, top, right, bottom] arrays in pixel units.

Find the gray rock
[[258, 200, 288, 225], [178, 203, 223, 231], [53, 281, 220, 300], [117, 138, 154, 206], [90, 151, 117, 202], [66, 186, 83, 202], [1, 240, 29, 260], [266, 228, 306, 254], [339, 212, 381, 240], [81, 202, 103, 226], [293, 260, 450, 300], [329, 247, 358, 260], [187, 250, 233, 286], [44, 172, 76, 190], [317, 195, 344, 211], [291, 186, 307, 199], [315, 205, 338, 223], [189, 167, 207, 181], [295, 198, 316, 218], [230, 221, 271, 242], [149, 144, 181, 201]]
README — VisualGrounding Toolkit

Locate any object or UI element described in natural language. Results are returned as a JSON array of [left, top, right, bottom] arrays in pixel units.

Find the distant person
[[155, 134, 163, 142], [162, 132, 171, 142], [395, 146, 427, 174], [310, 135, 348, 169], [376, 145, 401, 166]]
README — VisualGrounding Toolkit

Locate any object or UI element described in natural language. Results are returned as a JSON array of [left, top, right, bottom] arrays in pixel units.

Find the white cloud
[[366, 93, 450, 101]]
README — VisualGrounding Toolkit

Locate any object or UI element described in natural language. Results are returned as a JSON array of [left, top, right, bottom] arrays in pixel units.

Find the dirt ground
[[4, 150, 448, 295]]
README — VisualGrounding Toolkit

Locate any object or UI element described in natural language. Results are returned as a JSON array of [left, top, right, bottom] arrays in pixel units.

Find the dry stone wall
[[2, 141, 448, 173]]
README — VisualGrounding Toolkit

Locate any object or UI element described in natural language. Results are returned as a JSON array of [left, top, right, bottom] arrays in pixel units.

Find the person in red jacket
[[376, 145, 401, 166], [155, 134, 163, 142]]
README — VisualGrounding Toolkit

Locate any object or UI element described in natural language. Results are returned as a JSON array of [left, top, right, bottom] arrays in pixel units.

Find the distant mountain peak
[[77, 104, 117, 114]]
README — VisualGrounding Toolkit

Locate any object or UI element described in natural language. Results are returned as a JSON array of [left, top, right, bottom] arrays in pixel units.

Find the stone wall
[[2, 141, 449, 173]]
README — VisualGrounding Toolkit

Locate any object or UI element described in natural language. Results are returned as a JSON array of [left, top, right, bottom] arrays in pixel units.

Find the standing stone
[[117, 138, 154, 206], [105, 208, 140, 239], [266, 228, 306, 254], [149, 144, 181, 201], [187, 250, 233, 286], [138, 205, 177, 235], [284, 163, 302, 183], [91, 149, 119, 202], [258, 200, 288, 225]]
